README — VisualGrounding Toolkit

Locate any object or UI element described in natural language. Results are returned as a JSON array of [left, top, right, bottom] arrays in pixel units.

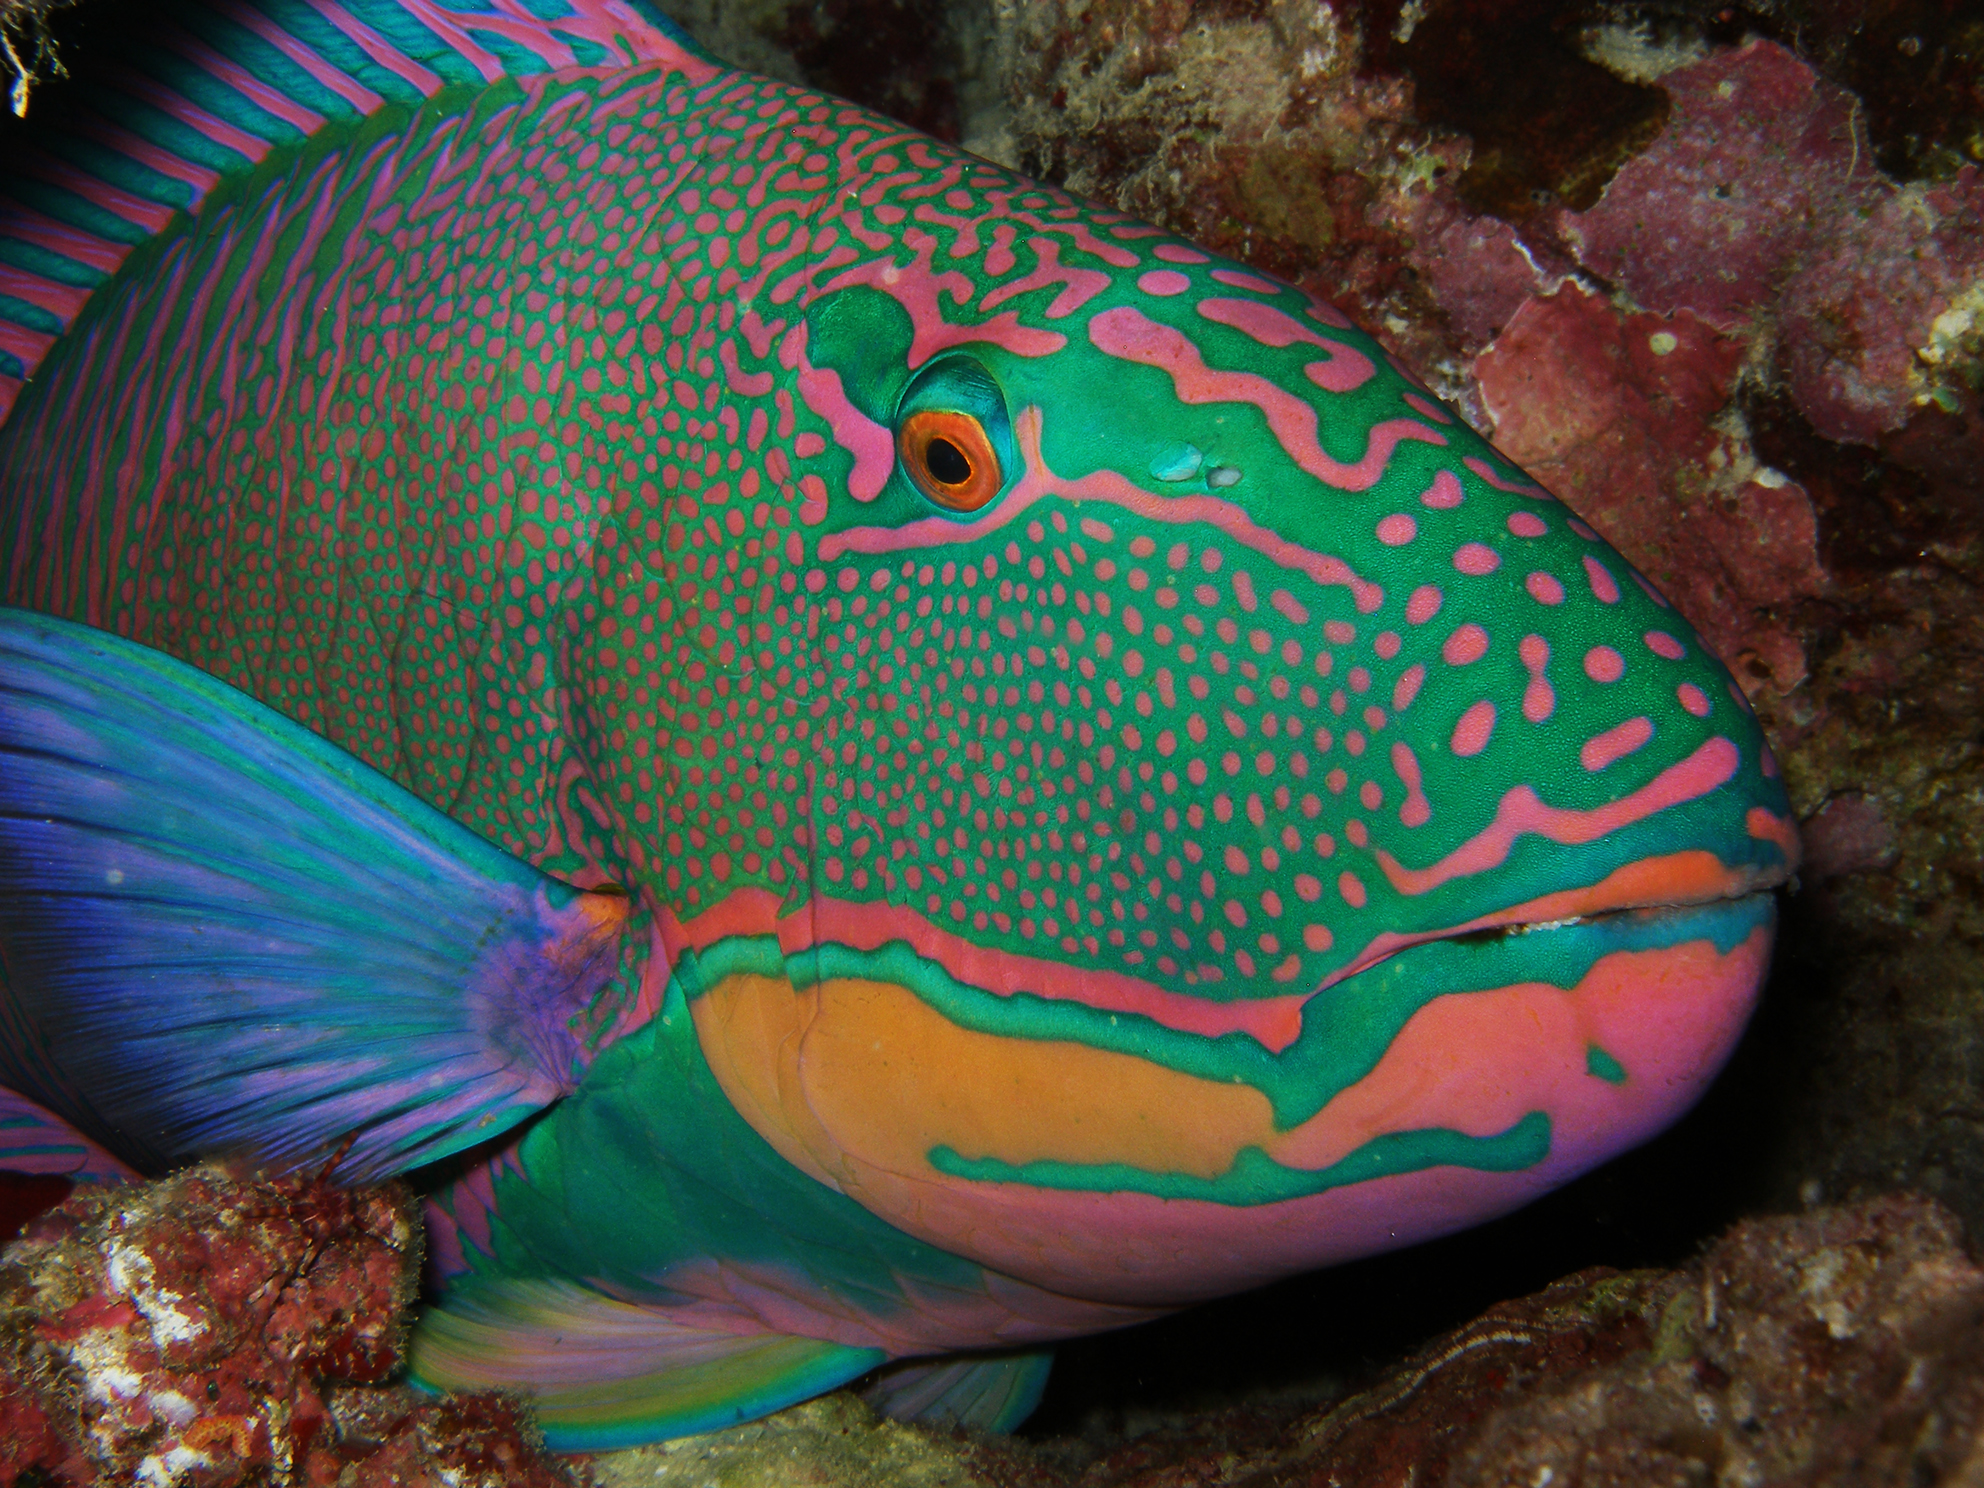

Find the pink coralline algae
[[0, 1165, 578, 1487], [1475, 285, 1827, 691], [1555, 41, 1886, 334]]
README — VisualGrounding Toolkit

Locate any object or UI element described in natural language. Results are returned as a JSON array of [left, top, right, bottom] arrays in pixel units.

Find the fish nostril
[[1207, 466, 1242, 488]]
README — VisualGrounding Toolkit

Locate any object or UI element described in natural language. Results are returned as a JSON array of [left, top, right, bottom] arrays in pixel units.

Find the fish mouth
[[1438, 891, 1776, 948], [1322, 851, 1793, 993]]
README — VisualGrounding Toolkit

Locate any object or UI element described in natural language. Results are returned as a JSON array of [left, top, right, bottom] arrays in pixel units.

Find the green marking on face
[[1585, 1044, 1629, 1085], [929, 1111, 1553, 1204]]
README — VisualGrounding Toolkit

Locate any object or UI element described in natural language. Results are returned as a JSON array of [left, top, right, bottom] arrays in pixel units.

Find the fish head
[[683, 170, 1796, 1310]]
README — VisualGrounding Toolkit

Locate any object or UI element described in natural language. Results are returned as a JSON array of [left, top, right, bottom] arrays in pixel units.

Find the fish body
[[0, 0, 1795, 1449]]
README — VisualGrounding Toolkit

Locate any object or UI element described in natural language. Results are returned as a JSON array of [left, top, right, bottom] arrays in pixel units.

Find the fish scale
[[0, 0, 1796, 1453]]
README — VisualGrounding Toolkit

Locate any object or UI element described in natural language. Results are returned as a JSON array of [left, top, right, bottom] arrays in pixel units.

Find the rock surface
[[582, 1195, 1984, 1487], [0, 1165, 578, 1487]]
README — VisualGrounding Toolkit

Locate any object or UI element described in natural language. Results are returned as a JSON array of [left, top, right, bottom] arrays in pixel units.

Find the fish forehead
[[784, 139, 1790, 998]]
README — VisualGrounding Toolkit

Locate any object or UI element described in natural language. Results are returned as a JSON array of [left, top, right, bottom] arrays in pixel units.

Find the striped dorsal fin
[[0, 0, 716, 422]]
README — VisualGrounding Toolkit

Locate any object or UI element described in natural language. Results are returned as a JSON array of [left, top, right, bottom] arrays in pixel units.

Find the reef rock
[[0, 1165, 577, 1487]]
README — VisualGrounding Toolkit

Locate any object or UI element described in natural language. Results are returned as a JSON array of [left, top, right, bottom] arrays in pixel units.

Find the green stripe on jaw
[[928, 1110, 1553, 1205]]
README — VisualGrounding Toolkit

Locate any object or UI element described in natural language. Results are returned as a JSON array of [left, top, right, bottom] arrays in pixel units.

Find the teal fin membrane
[[410, 1278, 885, 1452], [860, 1349, 1055, 1433], [0, 607, 626, 1180]]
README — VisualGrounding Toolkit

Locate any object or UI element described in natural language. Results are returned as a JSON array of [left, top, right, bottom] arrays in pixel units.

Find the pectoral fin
[[411, 1278, 885, 1452], [0, 607, 628, 1182]]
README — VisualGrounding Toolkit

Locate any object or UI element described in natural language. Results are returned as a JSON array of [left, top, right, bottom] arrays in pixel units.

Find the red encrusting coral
[[0, 1164, 581, 1487]]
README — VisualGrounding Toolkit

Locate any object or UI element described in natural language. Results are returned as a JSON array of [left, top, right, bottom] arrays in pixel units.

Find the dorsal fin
[[0, 0, 717, 421]]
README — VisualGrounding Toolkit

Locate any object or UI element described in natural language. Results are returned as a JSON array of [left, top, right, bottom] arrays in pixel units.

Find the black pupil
[[926, 436, 972, 485]]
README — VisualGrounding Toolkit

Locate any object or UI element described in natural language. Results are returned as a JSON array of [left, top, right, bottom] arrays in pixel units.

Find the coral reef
[[582, 1194, 1984, 1486], [0, 1165, 577, 1487]]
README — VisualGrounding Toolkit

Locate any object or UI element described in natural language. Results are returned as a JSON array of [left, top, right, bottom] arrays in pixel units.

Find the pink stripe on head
[[824, 405, 1388, 612], [1463, 454, 1551, 498], [1403, 392, 1454, 424], [1211, 268, 1282, 295], [1196, 297, 1375, 391], [1087, 306, 1443, 491], [1376, 737, 1741, 896], [1581, 716, 1654, 771]]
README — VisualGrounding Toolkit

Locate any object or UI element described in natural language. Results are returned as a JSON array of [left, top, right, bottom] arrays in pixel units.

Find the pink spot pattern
[[1420, 470, 1464, 508], [1584, 646, 1625, 683], [1153, 243, 1209, 264], [1644, 630, 1685, 660], [1338, 871, 1368, 908], [1506, 512, 1547, 538], [1677, 683, 1712, 717], [1452, 699, 1496, 756], [1392, 663, 1425, 711], [1406, 584, 1443, 625], [1581, 716, 1654, 772], [1520, 634, 1554, 722], [1391, 741, 1431, 827], [1376, 513, 1417, 545], [1453, 543, 1501, 575], [1583, 555, 1621, 603], [1137, 269, 1190, 296], [1442, 623, 1489, 666], [1211, 268, 1283, 295], [1525, 571, 1565, 605]]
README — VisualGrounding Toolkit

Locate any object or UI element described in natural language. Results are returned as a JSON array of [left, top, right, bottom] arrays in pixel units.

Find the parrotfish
[[0, 0, 1797, 1452]]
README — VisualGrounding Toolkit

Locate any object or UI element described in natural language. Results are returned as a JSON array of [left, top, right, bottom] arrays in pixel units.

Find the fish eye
[[900, 408, 1002, 512]]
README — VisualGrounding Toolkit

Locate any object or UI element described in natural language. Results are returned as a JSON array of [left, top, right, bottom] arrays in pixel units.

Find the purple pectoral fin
[[0, 607, 627, 1182]]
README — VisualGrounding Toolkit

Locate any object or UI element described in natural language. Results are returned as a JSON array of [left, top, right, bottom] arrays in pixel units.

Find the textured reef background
[[1, 0, 1981, 1481]]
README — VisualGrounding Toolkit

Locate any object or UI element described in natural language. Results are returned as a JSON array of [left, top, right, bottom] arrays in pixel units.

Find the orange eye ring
[[899, 409, 1002, 511]]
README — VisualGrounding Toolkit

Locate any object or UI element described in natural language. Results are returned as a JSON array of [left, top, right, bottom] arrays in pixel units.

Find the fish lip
[[1319, 859, 1792, 992], [1435, 886, 1780, 948]]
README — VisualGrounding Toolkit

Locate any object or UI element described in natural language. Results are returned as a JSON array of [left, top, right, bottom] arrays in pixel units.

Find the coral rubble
[[0, 1165, 577, 1487]]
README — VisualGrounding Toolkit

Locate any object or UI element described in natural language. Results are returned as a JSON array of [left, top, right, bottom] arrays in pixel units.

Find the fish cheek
[[690, 969, 1275, 1258]]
